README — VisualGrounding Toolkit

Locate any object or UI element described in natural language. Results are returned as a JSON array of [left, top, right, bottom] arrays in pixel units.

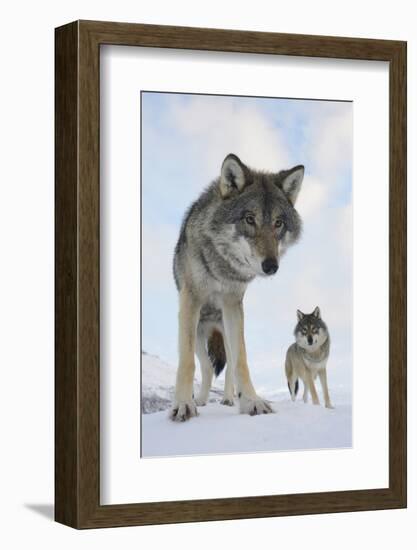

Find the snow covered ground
[[141, 352, 352, 458]]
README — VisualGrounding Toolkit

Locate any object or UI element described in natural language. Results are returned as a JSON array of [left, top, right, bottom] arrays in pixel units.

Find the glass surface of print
[[141, 92, 353, 458]]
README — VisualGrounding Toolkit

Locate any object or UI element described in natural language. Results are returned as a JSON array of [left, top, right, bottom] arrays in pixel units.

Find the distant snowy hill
[[141, 351, 223, 414], [141, 351, 352, 457]]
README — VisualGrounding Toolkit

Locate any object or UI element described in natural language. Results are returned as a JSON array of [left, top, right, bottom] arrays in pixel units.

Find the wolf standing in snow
[[171, 154, 304, 421], [285, 307, 333, 408]]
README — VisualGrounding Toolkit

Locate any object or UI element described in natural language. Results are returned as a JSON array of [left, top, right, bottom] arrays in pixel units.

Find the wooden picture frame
[[55, 20, 407, 529]]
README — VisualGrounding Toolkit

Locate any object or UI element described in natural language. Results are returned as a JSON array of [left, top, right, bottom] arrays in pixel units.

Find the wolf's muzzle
[[261, 258, 278, 275]]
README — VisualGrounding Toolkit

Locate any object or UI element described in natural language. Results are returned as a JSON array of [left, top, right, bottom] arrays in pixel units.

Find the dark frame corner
[[55, 20, 407, 529]]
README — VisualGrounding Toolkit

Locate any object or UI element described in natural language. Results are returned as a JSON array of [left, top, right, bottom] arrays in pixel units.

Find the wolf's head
[[294, 307, 329, 351], [213, 153, 304, 277]]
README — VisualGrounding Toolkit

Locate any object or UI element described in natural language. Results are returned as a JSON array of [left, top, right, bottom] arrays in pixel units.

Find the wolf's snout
[[307, 336, 313, 345], [261, 258, 278, 275]]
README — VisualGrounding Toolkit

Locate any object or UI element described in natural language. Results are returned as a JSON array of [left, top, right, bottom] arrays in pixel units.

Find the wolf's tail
[[207, 329, 226, 377], [287, 379, 299, 397]]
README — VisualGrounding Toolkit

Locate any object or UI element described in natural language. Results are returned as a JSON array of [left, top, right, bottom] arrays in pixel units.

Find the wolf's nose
[[307, 336, 313, 345], [262, 258, 278, 275]]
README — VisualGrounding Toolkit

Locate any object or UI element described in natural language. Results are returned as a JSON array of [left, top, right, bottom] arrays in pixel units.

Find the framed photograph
[[55, 20, 406, 528]]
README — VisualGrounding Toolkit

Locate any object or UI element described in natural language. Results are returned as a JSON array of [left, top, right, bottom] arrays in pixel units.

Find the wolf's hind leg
[[287, 378, 299, 402], [285, 357, 298, 402], [195, 332, 214, 406], [170, 287, 201, 421]]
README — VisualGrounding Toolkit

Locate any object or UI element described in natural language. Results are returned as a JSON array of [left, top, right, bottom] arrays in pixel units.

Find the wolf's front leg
[[222, 297, 273, 415], [305, 370, 320, 405], [170, 287, 201, 421], [319, 369, 334, 409]]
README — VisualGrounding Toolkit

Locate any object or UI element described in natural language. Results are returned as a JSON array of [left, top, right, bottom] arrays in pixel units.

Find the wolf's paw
[[169, 401, 198, 422], [220, 397, 234, 406], [325, 403, 335, 410], [194, 395, 208, 407], [239, 394, 274, 416]]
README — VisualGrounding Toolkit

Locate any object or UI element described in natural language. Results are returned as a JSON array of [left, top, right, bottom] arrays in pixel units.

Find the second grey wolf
[[170, 153, 305, 421], [285, 307, 334, 408]]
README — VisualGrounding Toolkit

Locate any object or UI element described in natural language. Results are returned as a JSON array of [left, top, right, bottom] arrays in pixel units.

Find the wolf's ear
[[220, 154, 248, 198], [297, 310, 305, 321], [313, 306, 321, 318], [278, 165, 304, 205]]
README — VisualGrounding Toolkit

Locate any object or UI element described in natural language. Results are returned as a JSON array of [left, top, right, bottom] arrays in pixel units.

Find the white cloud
[[334, 202, 353, 261], [306, 106, 353, 179], [296, 174, 328, 220], [168, 96, 291, 176], [142, 224, 177, 287]]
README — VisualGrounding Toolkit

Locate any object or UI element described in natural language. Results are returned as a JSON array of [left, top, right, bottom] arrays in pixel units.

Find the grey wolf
[[170, 153, 304, 421], [285, 307, 333, 408]]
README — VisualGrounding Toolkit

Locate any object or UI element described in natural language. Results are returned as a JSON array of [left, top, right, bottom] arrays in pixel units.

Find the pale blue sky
[[141, 92, 353, 390]]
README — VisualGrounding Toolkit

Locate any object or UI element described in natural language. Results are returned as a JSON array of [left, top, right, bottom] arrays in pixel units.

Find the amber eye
[[245, 214, 255, 225], [275, 219, 283, 228]]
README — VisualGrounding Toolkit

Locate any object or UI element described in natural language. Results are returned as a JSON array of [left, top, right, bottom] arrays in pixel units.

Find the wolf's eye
[[245, 214, 255, 225], [275, 219, 283, 228]]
